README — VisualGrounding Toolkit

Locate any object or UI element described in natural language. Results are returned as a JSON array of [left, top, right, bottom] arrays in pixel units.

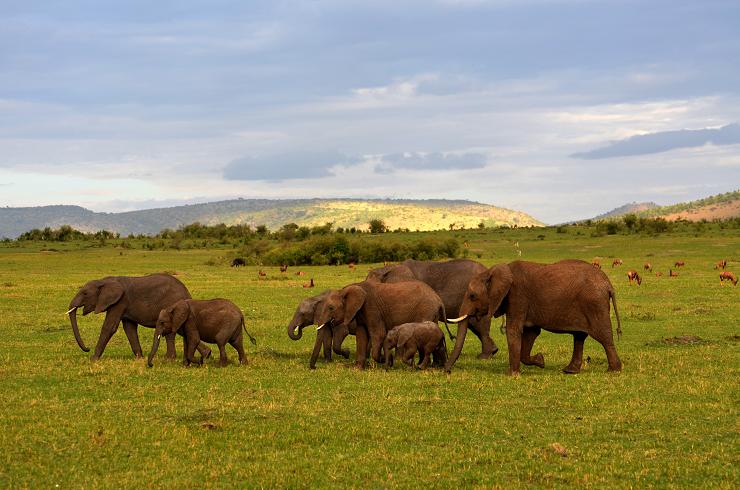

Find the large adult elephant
[[366, 259, 499, 359], [67, 273, 211, 360], [286, 291, 351, 369], [445, 259, 622, 375], [315, 280, 447, 369]]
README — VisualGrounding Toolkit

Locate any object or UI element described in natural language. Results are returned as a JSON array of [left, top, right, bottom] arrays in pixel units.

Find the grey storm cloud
[[223, 151, 349, 181], [378, 152, 487, 172], [571, 123, 740, 159]]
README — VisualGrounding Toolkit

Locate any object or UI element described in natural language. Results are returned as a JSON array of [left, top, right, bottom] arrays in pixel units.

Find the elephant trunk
[[444, 318, 469, 373], [287, 313, 306, 340], [147, 326, 164, 368], [308, 328, 325, 369], [67, 304, 90, 352], [384, 340, 394, 369]]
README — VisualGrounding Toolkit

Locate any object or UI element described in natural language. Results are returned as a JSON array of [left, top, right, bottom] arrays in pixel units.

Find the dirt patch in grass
[[725, 335, 740, 343], [647, 335, 713, 346]]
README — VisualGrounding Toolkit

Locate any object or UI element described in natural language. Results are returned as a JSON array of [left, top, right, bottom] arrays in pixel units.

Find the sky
[[1, 0, 739, 224]]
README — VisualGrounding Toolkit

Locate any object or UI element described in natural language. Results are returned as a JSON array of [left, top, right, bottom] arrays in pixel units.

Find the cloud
[[571, 123, 740, 159], [223, 151, 350, 181], [377, 152, 488, 172]]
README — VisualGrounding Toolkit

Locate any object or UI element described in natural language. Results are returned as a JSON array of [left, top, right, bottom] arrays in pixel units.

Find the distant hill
[[0, 198, 544, 238], [593, 202, 659, 220], [592, 190, 740, 222]]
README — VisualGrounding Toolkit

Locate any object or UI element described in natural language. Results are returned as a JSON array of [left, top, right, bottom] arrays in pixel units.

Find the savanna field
[[0, 226, 738, 488]]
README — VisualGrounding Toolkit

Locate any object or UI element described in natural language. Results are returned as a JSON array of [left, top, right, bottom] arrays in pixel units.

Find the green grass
[[0, 228, 738, 488]]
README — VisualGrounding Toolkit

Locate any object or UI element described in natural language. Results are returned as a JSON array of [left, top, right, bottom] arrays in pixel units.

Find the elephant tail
[[242, 316, 257, 346], [439, 304, 455, 341], [609, 288, 622, 340]]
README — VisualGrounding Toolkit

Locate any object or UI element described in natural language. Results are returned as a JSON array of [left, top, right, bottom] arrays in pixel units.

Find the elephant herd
[[66, 258, 623, 375]]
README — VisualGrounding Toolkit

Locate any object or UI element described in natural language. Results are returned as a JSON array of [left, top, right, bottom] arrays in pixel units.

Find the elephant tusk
[[157, 334, 161, 340], [447, 315, 468, 323], [317, 323, 325, 330], [66, 307, 77, 315]]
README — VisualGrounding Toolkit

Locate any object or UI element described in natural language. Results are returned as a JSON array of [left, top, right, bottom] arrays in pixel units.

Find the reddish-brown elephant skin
[[67, 273, 211, 361], [366, 259, 498, 359], [445, 259, 623, 375]]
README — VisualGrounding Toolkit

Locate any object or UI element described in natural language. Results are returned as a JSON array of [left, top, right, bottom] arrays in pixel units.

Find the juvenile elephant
[[67, 274, 211, 360], [148, 299, 257, 367], [384, 321, 447, 370], [315, 280, 447, 369], [445, 259, 623, 375], [367, 259, 498, 359], [286, 291, 351, 369]]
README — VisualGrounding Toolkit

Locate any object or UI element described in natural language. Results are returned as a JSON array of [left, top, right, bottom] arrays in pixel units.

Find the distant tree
[[368, 219, 387, 234], [256, 224, 268, 235], [622, 213, 637, 230], [478, 221, 486, 229]]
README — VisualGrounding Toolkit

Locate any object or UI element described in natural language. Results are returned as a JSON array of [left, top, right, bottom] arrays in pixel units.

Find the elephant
[[445, 259, 623, 375], [315, 280, 447, 369], [384, 321, 447, 370], [366, 259, 498, 359], [66, 273, 211, 360], [286, 291, 351, 369], [148, 299, 256, 367]]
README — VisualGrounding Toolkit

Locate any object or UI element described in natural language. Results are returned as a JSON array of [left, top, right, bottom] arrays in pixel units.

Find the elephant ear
[[170, 301, 190, 333], [341, 285, 366, 328], [486, 264, 513, 318], [94, 280, 124, 313], [396, 326, 414, 350]]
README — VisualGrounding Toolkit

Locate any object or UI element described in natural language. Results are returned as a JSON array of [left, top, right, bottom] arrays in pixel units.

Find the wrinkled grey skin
[[286, 291, 350, 369], [446, 259, 623, 375], [315, 280, 447, 369], [384, 321, 447, 370], [148, 299, 256, 367], [367, 259, 498, 359], [67, 274, 211, 361]]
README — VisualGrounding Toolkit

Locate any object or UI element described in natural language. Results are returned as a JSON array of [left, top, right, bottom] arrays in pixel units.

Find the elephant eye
[[469, 293, 476, 300], [328, 305, 335, 311]]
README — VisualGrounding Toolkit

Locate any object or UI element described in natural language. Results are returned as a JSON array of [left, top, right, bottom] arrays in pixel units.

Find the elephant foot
[[507, 369, 521, 377], [353, 361, 366, 370], [339, 349, 350, 359], [524, 353, 545, 368], [89, 355, 100, 361], [562, 364, 582, 374]]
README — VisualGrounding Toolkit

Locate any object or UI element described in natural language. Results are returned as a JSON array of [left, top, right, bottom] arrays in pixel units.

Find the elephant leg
[[418, 350, 431, 370], [401, 347, 415, 367], [590, 320, 623, 372], [164, 332, 177, 359], [121, 320, 143, 358], [355, 327, 369, 369], [195, 341, 212, 360], [218, 344, 228, 367], [504, 316, 524, 376], [469, 318, 499, 359], [563, 332, 587, 374], [309, 330, 324, 369], [332, 329, 350, 359], [322, 329, 333, 361], [91, 309, 124, 360], [230, 334, 247, 365], [520, 326, 544, 368], [370, 333, 384, 364]]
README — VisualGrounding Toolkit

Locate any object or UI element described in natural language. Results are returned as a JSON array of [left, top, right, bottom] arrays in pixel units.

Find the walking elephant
[[286, 291, 351, 369], [66, 273, 211, 360], [384, 321, 447, 370], [366, 259, 498, 359], [445, 259, 622, 375], [315, 280, 447, 369]]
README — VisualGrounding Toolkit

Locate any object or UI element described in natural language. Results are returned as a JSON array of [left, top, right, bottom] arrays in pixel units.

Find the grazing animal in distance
[[669, 269, 679, 277], [612, 259, 623, 268], [258, 270, 267, 279], [644, 262, 652, 272], [231, 257, 246, 267], [348, 262, 356, 270], [715, 260, 727, 270], [303, 278, 315, 288], [655, 271, 663, 277], [280, 264, 288, 273], [674, 261, 685, 268], [591, 259, 601, 269], [295, 271, 306, 276], [627, 270, 642, 286], [719, 271, 737, 286]]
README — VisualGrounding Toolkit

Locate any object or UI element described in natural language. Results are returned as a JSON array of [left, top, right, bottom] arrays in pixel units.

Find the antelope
[[715, 260, 727, 270], [258, 270, 267, 279], [719, 271, 737, 286], [674, 261, 685, 268], [280, 264, 288, 273], [612, 259, 623, 268], [295, 271, 306, 276], [627, 270, 642, 286], [591, 259, 601, 269], [644, 262, 652, 272], [669, 269, 679, 277], [303, 278, 315, 288], [348, 262, 356, 270], [655, 271, 663, 277]]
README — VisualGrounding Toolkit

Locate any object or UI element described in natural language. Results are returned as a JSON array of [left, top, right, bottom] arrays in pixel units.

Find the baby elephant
[[384, 321, 447, 370], [148, 299, 256, 367]]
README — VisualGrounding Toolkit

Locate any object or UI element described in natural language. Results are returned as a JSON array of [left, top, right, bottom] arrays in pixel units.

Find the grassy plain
[[0, 227, 738, 488]]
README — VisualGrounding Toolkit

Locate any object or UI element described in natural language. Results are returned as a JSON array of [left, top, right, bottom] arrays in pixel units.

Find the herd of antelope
[[592, 257, 736, 286]]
